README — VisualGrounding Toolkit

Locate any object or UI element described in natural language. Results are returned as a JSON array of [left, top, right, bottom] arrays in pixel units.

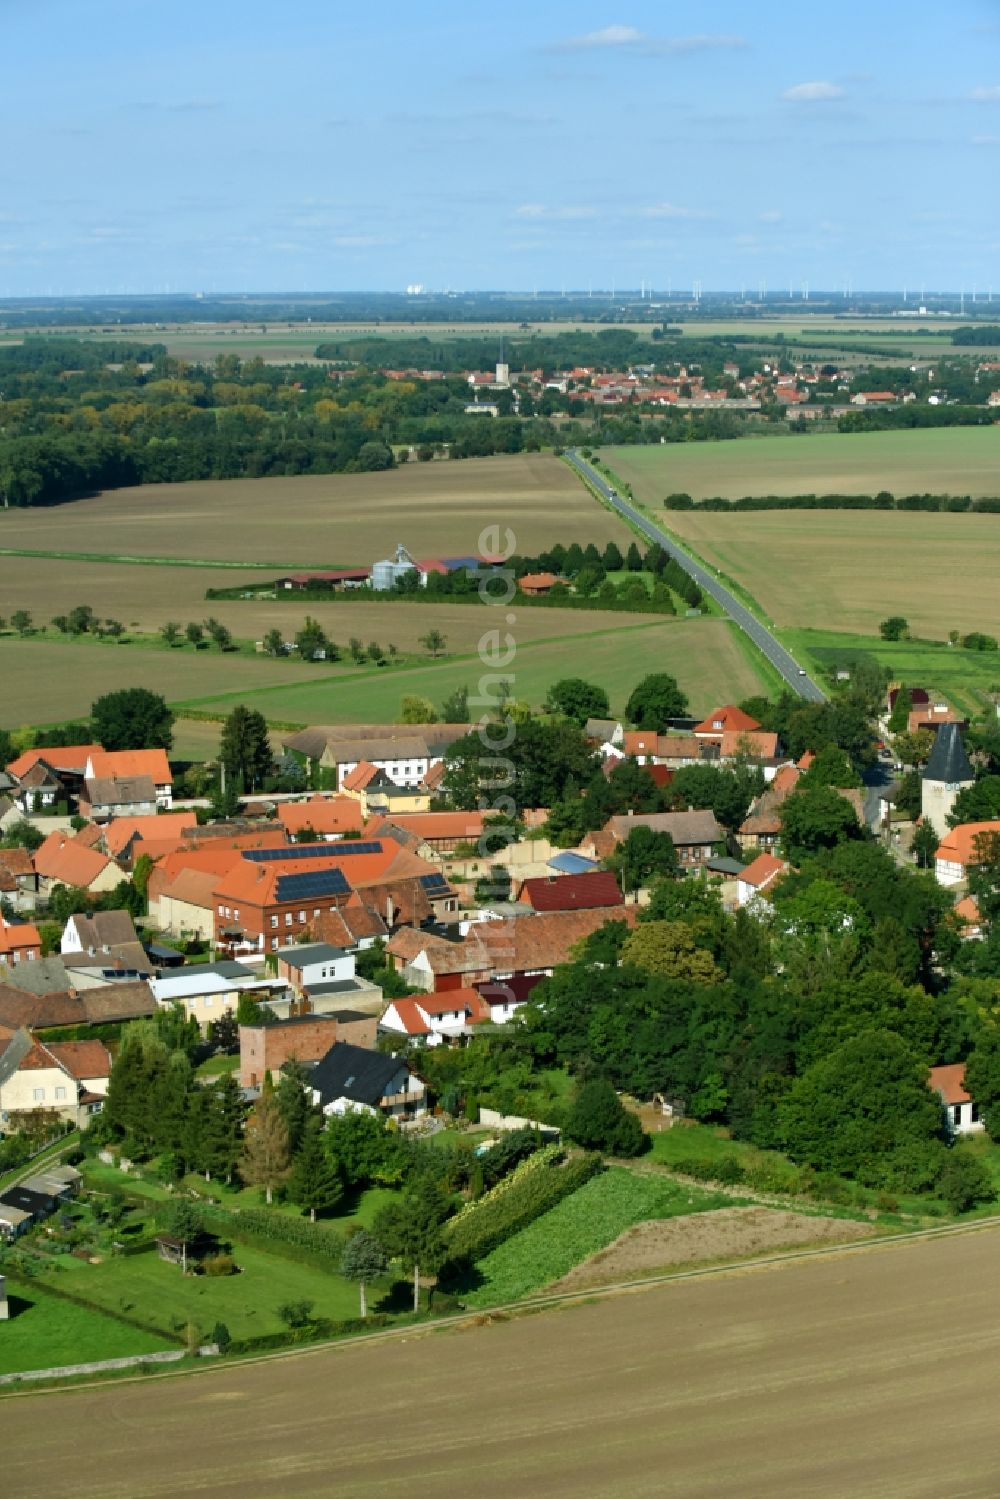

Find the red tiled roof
[[86, 749, 172, 785], [103, 813, 197, 858], [928, 1063, 971, 1107], [693, 705, 762, 738], [739, 853, 787, 890], [518, 871, 624, 913], [341, 761, 382, 793], [34, 831, 118, 889], [276, 796, 365, 838], [45, 1039, 112, 1080], [936, 822, 1000, 868], [6, 744, 103, 779], [386, 997, 432, 1036]]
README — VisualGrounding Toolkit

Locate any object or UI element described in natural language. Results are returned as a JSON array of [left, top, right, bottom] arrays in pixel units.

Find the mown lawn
[[0, 1281, 168, 1376], [32, 1241, 377, 1342], [462, 1166, 733, 1307]]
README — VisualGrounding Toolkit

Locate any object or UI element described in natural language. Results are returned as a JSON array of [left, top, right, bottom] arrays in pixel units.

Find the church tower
[[920, 722, 975, 838]]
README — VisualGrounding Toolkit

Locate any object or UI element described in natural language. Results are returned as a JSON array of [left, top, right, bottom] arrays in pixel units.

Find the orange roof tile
[[693, 705, 762, 738], [34, 831, 118, 889], [103, 812, 196, 858], [739, 853, 787, 890], [936, 822, 1000, 867], [86, 749, 172, 785], [277, 796, 365, 837], [928, 1063, 971, 1106], [6, 744, 103, 779]]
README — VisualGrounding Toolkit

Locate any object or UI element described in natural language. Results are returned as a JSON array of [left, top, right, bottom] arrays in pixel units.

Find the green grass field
[[462, 1167, 733, 1306], [173, 617, 767, 724], [604, 428, 1000, 503], [34, 1239, 375, 1340], [0, 1281, 168, 1376], [783, 629, 1000, 716]]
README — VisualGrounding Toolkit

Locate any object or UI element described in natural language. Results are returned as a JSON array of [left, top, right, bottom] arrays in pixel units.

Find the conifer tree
[[240, 1084, 292, 1204], [290, 1116, 343, 1222]]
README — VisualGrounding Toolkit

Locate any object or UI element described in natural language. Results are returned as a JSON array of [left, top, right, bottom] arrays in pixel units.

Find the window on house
[[218, 904, 225, 915], [299, 911, 306, 923], [55, 1086, 67, 1101], [972, 1103, 981, 1122], [33, 1087, 44, 1101], [271, 938, 278, 950], [270, 916, 278, 929], [285, 913, 293, 926], [953, 1104, 962, 1126], [233, 909, 239, 920]]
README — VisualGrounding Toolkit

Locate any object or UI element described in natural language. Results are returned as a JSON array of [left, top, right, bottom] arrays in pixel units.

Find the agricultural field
[[0, 454, 635, 566], [462, 1168, 734, 1306], [174, 618, 766, 726], [0, 609, 764, 730], [651, 508, 1000, 640], [0, 1281, 168, 1377], [605, 427, 1000, 504], [0, 559, 652, 649], [9, 1227, 1000, 1499], [784, 630, 1000, 718]]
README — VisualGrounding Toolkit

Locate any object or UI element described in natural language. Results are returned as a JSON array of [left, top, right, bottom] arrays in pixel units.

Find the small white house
[[928, 1063, 984, 1136]]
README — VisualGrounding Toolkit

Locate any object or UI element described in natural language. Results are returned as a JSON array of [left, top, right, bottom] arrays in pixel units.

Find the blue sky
[[4, 0, 1000, 295]]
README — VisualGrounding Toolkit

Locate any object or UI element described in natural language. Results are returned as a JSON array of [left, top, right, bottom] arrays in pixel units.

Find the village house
[[516, 870, 624, 914], [274, 942, 356, 991], [928, 1063, 984, 1136], [239, 1011, 378, 1089], [84, 750, 173, 809], [307, 1040, 426, 1120], [736, 853, 788, 909], [379, 988, 491, 1047], [934, 822, 1000, 887], [33, 830, 122, 897], [600, 810, 725, 870], [275, 795, 366, 841], [0, 847, 41, 914], [0, 916, 42, 966], [151, 964, 287, 1031], [79, 775, 159, 822], [0, 1029, 111, 1130], [283, 724, 471, 792], [5, 744, 102, 810]]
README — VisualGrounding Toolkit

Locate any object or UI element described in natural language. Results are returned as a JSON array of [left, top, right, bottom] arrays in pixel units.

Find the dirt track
[[6, 1226, 1000, 1498]]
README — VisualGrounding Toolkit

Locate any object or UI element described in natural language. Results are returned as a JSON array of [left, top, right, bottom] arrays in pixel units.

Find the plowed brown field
[[6, 1225, 1000, 1499]]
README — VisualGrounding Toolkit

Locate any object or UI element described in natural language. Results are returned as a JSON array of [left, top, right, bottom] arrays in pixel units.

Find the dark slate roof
[[0, 1184, 55, 1215], [310, 1041, 405, 1108], [276, 943, 346, 968], [922, 722, 974, 784]]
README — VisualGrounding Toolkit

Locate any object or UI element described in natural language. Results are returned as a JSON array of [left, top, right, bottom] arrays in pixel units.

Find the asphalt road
[[566, 449, 827, 703]]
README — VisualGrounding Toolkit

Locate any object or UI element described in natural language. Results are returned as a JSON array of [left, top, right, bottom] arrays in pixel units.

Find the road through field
[[566, 450, 826, 702], [7, 1226, 1000, 1499]]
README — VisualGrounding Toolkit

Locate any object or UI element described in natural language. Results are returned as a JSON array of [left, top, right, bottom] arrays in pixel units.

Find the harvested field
[[0, 559, 277, 634], [0, 454, 634, 565], [0, 637, 335, 726], [660, 509, 1000, 637], [606, 427, 1000, 503], [549, 1206, 876, 1293], [7, 1226, 1000, 1499], [0, 557, 647, 647]]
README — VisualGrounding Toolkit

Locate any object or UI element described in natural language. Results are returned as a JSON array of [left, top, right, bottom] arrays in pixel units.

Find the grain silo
[[371, 544, 417, 591]]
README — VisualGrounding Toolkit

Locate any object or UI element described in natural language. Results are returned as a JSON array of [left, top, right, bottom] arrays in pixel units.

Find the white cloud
[[782, 81, 845, 102], [758, 209, 783, 223], [970, 86, 1000, 101], [550, 26, 746, 56], [638, 202, 711, 220], [514, 203, 596, 220], [972, 133, 1000, 145]]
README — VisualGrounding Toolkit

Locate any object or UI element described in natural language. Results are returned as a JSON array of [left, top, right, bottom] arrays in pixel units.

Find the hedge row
[[665, 491, 1000, 514], [230, 1207, 346, 1261], [446, 1152, 603, 1264]]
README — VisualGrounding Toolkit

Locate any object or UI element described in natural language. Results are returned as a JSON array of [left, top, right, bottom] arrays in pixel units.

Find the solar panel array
[[274, 869, 351, 902], [243, 841, 383, 864], [420, 873, 452, 894]]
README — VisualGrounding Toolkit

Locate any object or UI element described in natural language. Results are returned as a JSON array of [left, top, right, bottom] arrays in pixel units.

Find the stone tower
[[920, 722, 975, 838]]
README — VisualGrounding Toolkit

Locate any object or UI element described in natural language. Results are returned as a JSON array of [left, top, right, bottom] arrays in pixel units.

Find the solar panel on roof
[[243, 841, 383, 864], [420, 873, 451, 892], [275, 869, 350, 902]]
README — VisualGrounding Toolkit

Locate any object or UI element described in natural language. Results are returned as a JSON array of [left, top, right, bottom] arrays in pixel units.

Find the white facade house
[[928, 1063, 984, 1136]]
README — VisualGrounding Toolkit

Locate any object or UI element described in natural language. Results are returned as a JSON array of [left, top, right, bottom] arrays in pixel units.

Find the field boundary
[[6, 1206, 1000, 1400]]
